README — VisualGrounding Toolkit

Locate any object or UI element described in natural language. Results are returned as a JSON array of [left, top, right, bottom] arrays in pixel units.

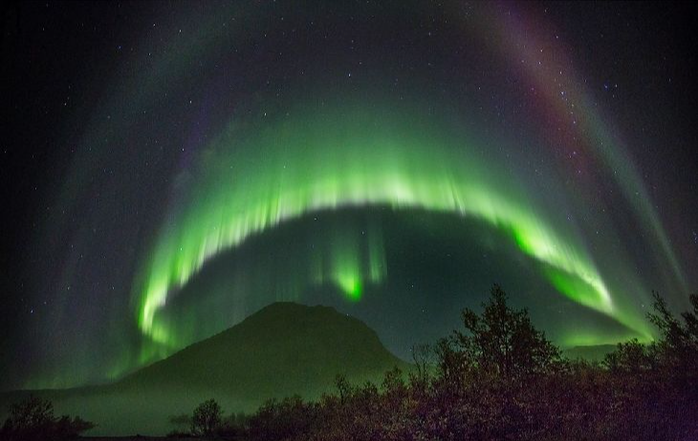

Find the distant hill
[[0, 302, 409, 436], [118, 302, 410, 399], [563, 344, 617, 362]]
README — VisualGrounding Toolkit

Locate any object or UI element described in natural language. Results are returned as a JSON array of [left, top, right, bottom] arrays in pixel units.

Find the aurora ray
[[135, 97, 649, 355], [7, 0, 695, 392]]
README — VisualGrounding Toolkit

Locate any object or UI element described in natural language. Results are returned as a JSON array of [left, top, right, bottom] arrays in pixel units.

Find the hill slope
[[1, 302, 409, 435], [119, 302, 409, 399]]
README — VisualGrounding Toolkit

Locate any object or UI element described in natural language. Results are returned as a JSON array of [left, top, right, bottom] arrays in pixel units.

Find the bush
[[238, 284, 698, 441], [0, 395, 95, 441], [190, 398, 223, 437]]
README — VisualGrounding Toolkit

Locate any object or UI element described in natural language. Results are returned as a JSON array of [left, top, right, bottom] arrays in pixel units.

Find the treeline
[[4, 285, 697, 440], [184, 285, 698, 441], [0, 395, 94, 441]]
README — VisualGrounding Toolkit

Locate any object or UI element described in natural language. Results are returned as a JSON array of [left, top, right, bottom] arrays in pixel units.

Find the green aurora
[[134, 97, 652, 362], [9, 1, 694, 392]]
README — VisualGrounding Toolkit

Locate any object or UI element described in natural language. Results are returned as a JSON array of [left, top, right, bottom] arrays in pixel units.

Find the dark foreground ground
[[83, 437, 203, 441]]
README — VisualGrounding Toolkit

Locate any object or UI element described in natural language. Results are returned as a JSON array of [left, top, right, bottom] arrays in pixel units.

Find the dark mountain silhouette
[[0, 302, 409, 435], [119, 302, 409, 399]]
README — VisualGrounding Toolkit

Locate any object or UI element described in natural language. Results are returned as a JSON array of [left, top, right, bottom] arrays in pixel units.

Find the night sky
[[2, 1, 698, 391]]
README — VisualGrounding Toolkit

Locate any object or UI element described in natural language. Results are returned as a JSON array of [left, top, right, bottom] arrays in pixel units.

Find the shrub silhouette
[[166, 413, 191, 437], [239, 284, 698, 441], [190, 398, 222, 437], [0, 395, 95, 441], [446, 283, 560, 379]]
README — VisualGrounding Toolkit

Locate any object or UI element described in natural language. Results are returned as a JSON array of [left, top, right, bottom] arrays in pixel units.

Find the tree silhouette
[[190, 398, 222, 437], [648, 292, 698, 367], [239, 284, 698, 441], [0, 395, 95, 441], [452, 284, 560, 379]]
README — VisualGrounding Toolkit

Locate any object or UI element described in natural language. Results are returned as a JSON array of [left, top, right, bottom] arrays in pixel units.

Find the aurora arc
[[135, 100, 651, 353], [6, 0, 694, 396]]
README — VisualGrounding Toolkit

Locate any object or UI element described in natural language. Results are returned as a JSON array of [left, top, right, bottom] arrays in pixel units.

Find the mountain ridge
[[1, 302, 409, 435], [118, 301, 409, 399]]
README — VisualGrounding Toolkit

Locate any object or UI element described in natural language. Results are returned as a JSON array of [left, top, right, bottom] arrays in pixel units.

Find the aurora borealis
[[2, 1, 698, 390]]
